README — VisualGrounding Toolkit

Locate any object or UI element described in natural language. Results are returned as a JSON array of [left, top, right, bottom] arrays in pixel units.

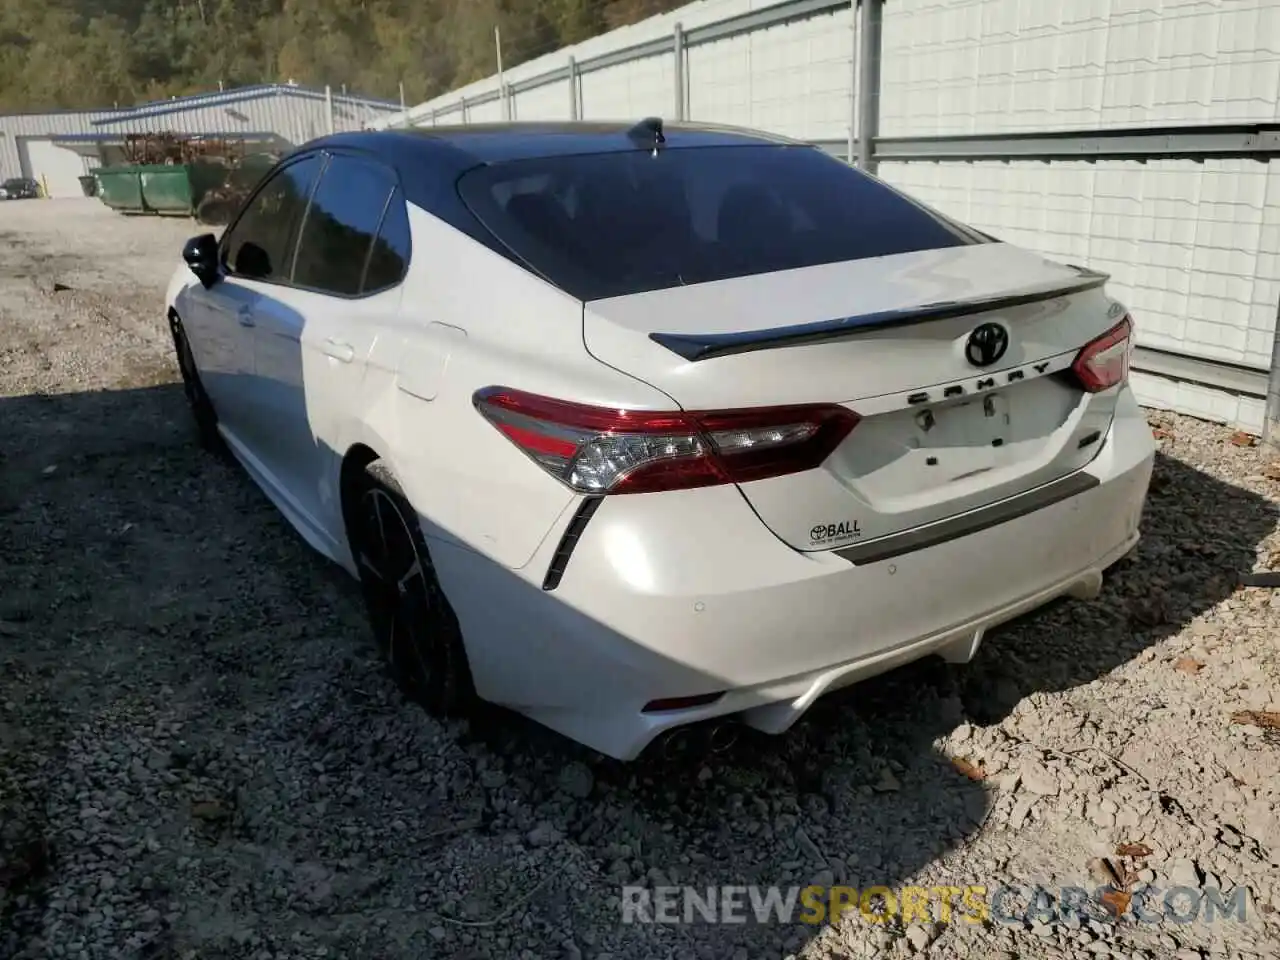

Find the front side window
[[457, 144, 989, 301], [292, 155, 403, 297], [221, 156, 322, 282]]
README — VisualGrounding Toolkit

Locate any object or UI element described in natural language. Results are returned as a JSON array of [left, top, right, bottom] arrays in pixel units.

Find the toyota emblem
[[964, 322, 1010, 367]]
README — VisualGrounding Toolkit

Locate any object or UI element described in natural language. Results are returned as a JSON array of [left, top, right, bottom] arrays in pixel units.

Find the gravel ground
[[1, 198, 1279, 960]]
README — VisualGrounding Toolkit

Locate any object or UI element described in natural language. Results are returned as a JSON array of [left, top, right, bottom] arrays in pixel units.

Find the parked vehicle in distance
[[0, 177, 40, 200], [165, 119, 1155, 761]]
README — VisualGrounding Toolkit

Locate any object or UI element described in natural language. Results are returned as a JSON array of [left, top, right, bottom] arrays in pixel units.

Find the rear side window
[[457, 145, 987, 301], [293, 155, 406, 297], [222, 156, 321, 282], [363, 187, 412, 293]]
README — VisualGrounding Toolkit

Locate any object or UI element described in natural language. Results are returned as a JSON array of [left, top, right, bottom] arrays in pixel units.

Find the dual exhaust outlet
[[652, 719, 740, 759]]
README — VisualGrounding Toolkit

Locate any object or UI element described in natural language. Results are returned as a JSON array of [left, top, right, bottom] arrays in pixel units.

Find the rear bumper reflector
[[835, 470, 1101, 566], [542, 496, 603, 591], [642, 692, 726, 714], [649, 270, 1109, 362]]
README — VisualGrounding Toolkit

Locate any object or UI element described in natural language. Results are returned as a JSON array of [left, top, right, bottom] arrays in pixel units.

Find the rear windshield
[[456, 144, 987, 301]]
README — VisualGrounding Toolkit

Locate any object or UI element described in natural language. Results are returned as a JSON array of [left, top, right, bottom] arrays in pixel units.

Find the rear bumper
[[431, 388, 1155, 761]]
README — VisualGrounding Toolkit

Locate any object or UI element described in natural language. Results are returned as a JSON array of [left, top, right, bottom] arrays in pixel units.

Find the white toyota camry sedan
[[165, 119, 1155, 761]]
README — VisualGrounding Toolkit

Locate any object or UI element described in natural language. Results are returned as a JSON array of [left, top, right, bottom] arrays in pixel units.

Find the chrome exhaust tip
[[655, 727, 692, 758], [651, 719, 740, 760], [707, 722, 739, 754]]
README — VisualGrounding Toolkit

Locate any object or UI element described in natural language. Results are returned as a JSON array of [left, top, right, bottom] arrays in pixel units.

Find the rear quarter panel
[[361, 204, 678, 571]]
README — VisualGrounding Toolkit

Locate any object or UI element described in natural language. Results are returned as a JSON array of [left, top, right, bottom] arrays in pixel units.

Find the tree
[[0, 0, 689, 112]]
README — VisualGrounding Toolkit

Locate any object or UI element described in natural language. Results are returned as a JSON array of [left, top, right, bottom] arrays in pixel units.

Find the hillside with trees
[[0, 0, 685, 112]]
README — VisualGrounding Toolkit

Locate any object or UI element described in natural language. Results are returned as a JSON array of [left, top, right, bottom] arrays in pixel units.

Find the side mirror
[[182, 233, 221, 289]]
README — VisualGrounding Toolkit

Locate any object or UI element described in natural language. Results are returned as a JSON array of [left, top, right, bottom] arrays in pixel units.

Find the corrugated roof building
[[0, 83, 400, 198], [0, 108, 111, 191]]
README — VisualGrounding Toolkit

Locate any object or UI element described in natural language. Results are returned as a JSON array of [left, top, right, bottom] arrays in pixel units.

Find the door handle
[[322, 338, 354, 363], [237, 306, 255, 327]]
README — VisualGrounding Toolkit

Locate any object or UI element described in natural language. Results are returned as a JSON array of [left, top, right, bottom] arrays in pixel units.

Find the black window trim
[[218, 147, 412, 301]]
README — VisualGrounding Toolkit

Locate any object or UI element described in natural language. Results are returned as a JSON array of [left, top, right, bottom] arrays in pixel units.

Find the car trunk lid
[[583, 243, 1129, 553]]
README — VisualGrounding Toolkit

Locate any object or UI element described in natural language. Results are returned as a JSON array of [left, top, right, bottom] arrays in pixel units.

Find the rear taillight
[[473, 387, 860, 494], [1071, 315, 1133, 392]]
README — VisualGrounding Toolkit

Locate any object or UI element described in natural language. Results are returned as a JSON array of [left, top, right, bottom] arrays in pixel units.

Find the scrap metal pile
[[107, 132, 279, 224], [121, 132, 251, 165]]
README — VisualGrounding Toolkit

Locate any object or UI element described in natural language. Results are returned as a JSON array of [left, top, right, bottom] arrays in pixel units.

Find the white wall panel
[[687, 32, 753, 128], [880, 0, 1280, 137], [880, 158, 1280, 374], [393, 0, 764, 126], [580, 54, 676, 120], [687, 6, 854, 140], [387, 0, 1280, 143], [1132, 371, 1267, 435], [465, 97, 504, 123], [420, 102, 466, 126], [512, 80, 571, 121]]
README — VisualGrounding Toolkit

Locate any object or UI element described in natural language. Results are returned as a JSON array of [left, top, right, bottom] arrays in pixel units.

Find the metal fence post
[[569, 56, 580, 120], [1264, 309, 1280, 451], [325, 85, 335, 134], [673, 22, 686, 121], [854, 0, 883, 174], [848, 0, 858, 162], [496, 26, 509, 121], [460, 96, 468, 123]]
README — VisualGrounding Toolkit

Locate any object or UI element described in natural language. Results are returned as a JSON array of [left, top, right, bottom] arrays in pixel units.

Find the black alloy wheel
[[353, 463, 474, 715]]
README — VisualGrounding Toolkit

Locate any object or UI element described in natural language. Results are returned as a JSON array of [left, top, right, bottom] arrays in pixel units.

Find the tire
[[168, 312, 223, 453], [350, 462, 475, 715]]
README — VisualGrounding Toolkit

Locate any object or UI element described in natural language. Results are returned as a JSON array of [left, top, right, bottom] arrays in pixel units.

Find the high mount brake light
[[474, 388, 860, 495], [1072, 315, 1133, 393]]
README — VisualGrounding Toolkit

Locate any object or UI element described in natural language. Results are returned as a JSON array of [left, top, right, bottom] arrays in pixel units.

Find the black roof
[[294, 119, 805, 173], [277, 120, 816, 275], [269, 120, 824, 298]]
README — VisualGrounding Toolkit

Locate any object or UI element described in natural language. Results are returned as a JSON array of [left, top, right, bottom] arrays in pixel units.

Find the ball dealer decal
[[809, 520, 861, 547]]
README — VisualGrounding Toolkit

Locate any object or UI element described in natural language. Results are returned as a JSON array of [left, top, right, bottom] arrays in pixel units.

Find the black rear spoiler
[[648, 266, 1110, 362]]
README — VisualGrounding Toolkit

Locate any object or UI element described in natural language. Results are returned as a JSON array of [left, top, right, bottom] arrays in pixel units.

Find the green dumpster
[[95, 163, 213, 216], [95, 158, 259, 217], [139, 165, 196, 214], [96, 165, 148, 213]]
